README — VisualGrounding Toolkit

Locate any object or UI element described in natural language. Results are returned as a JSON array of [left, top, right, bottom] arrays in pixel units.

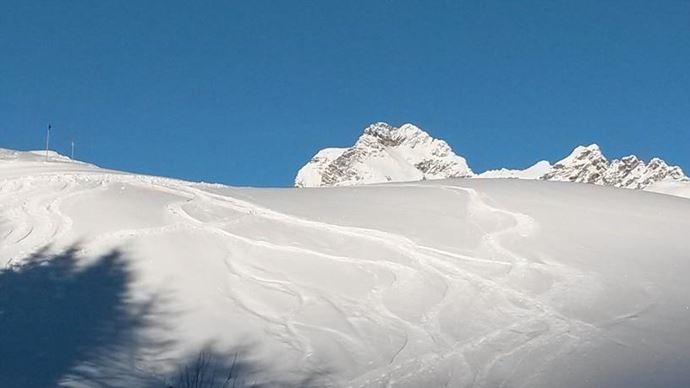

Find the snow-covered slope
[[645, 179, 690, 199], [295, 123, 473, 187], [3, 148, 690, 387], [477, 160, 552, 179]]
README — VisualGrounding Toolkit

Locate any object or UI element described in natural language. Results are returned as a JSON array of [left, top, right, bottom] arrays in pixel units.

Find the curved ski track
[[0, 170, 602, 387]]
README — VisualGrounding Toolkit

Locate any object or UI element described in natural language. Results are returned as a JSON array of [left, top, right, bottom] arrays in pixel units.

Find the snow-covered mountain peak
[[542, 144, 609, 184], [359, 122, 444, 151], [559, 143, 604, 164], [362, 122, 409, 143], [543, 144, 688, 189], [576, 143, 601, 152], [295, 122, 473, 187]]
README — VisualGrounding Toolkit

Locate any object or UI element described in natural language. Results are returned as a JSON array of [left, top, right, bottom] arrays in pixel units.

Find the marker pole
[[45, 124, 51, 161]]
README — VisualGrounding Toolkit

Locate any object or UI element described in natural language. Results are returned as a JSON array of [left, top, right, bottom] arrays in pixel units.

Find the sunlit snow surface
[[2, 149, 690, 387], [646, 180, 690, 199]]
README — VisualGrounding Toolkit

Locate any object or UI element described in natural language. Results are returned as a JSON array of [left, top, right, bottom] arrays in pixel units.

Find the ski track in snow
[[0, 169, 617, 386], [0, 174, 88, 264]]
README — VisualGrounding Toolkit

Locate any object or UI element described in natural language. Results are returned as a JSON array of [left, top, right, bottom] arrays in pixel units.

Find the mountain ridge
[[296, 122, 689, 195]]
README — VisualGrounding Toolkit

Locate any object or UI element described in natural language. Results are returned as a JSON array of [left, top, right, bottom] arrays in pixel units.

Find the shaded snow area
[[2, 148, 690, 387]]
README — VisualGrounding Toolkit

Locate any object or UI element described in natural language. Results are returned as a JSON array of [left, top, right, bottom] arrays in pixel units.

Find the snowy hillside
[[3, 148, 690, 387], [296, 123, 689, 199]]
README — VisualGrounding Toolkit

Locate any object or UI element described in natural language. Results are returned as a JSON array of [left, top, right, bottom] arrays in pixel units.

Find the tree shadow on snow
[[0, 246, 330, 387], [162, 345, 330, 388], [0, 245, 161, 387]]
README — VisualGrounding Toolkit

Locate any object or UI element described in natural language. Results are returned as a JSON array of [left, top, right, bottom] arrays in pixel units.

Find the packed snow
[[2, 148, 690, 387]]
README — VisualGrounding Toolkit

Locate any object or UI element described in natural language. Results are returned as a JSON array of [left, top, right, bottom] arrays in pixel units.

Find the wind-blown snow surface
[[3, 149, 690, 387]]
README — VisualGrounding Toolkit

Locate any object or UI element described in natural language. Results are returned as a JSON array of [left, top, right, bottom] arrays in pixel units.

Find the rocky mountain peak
[[295, 122, 473, 187], [542, 144, 609, 184], [543, 144, 688, 189]]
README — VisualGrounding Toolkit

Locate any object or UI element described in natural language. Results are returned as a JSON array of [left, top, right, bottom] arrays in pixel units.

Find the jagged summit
[[481, 143, 688, 190], [542, 144, 610, 185], [295, 122, 473, 187], [543, 144, 688, 189]]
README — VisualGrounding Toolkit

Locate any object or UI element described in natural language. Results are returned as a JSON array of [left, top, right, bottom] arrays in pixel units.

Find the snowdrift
[[2, 149, 690, 387]]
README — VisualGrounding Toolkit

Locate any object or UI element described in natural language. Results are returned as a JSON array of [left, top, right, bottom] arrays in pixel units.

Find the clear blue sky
[[2, 0, 689, 186]]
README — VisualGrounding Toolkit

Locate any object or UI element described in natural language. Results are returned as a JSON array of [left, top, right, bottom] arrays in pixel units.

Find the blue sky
[[1, 0, 689, 186]]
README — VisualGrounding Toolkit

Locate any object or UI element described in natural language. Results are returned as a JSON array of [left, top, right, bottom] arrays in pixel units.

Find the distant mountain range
[[295, 122, 690, 197]]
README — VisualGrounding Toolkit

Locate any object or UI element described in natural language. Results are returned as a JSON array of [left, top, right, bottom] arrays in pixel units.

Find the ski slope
[[2, 149, 690, 387]]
